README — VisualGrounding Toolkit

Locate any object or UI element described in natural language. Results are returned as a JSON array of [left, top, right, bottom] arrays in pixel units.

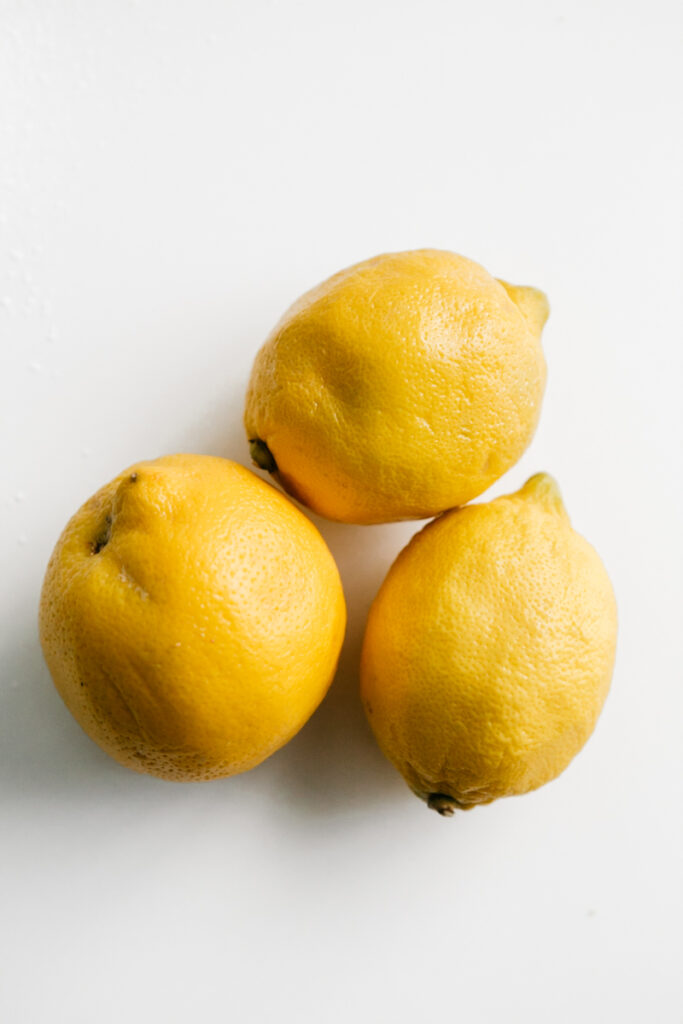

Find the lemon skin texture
[[39, 454, 346, 781], [360, 474, 617, 813], [245, 249, 549, 524]]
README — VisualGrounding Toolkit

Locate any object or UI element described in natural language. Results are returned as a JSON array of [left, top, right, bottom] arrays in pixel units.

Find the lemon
[[39, 454, 346, 781], [360, 474, 617, 813], [245, 249, 548, 524]]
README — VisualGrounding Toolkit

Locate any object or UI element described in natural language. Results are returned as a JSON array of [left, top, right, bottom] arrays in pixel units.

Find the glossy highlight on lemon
[[360, 474, 617, 813], [245, 249, 549, 524], [39, 454, 346, 781]]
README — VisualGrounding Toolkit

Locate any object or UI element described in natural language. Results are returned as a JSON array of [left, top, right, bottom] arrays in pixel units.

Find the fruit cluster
[[40, 250, 617, 814]]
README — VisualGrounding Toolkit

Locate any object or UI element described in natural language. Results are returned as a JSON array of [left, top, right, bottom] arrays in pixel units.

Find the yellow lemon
[[245, 249, 548, 524], [39, 454, 346, 781], [360, 474, 617, 813]]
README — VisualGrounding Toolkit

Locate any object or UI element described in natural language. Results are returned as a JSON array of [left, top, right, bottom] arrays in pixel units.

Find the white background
[[1, 1, 681, 1021]]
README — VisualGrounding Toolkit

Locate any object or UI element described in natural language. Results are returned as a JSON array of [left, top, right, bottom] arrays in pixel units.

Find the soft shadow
[[254, 517, 416, 821]]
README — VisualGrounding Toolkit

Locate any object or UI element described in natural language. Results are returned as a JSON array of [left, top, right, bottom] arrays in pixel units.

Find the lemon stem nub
[[520, 472, 567, 518], [427, 793, 459, 817], [249, 439, 278, 474]]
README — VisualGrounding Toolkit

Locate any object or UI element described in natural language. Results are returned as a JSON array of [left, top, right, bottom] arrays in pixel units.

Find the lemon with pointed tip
[[360, 474, 617, 812], [245, 249, 549, 524], [39, 454, 346, 781]]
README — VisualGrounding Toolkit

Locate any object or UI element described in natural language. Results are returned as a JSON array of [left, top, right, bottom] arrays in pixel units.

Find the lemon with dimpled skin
[[360, 474, 617, 814], [245, 248, 549, 524], [39, 454, 346, 781]]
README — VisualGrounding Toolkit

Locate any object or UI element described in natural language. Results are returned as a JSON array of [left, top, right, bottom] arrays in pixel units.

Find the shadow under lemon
[[253, 516, 418, 819]]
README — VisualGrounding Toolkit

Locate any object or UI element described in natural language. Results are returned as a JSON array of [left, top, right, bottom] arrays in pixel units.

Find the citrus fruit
[[39, 454, 346, 781], [360, 473, 617, 812], [245, 249, 548, 523]]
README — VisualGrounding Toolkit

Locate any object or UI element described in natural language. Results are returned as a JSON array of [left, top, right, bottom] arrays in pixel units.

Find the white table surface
[[2, 2, 682, 1021]]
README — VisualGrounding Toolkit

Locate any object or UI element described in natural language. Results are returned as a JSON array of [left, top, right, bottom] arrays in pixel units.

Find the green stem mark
[[249, 439, 278, 474]]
